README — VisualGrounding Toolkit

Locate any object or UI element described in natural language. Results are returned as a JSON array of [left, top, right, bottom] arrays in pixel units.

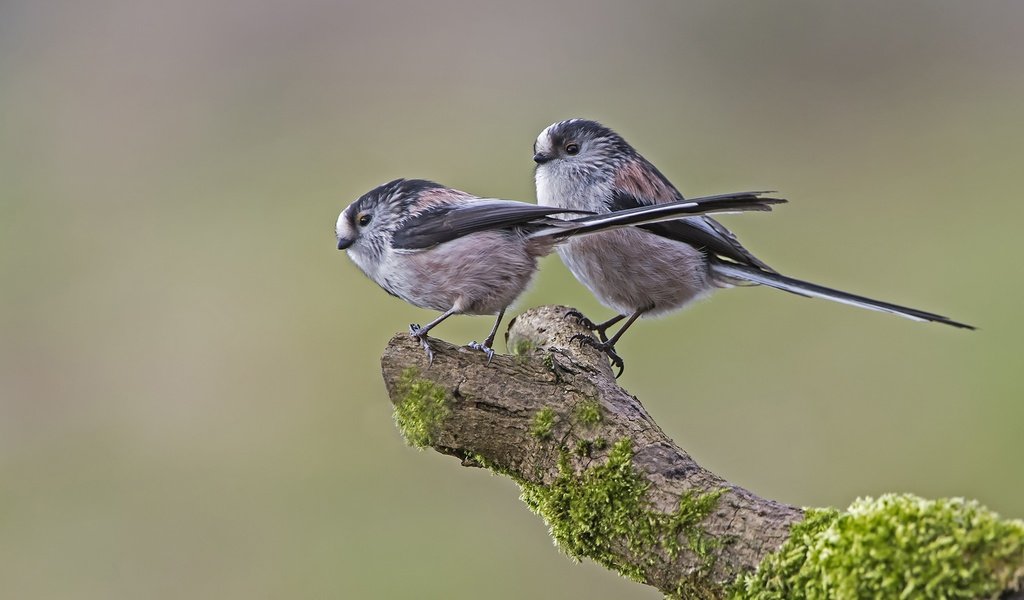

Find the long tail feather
[[531, 192, 785, 240], [711, 260, 975, 330]]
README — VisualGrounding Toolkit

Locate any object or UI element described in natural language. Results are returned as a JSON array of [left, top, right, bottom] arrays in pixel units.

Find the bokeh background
[[2, 1, 1022, 598]]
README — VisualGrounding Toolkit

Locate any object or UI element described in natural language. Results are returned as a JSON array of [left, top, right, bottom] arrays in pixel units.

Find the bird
[[533, 118, 974, 374], [336, 177, 785, 364]]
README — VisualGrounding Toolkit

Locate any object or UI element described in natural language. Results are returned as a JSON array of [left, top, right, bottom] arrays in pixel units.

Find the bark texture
[[380, 305, 804, 596], [379, 305, 1024, 598]]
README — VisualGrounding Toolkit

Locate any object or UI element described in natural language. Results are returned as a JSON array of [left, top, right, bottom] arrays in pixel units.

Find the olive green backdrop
[[2, 1, 1021, 598]]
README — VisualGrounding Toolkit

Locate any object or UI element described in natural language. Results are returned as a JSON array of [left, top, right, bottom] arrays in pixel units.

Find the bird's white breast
[[534, 166, 561, 209]]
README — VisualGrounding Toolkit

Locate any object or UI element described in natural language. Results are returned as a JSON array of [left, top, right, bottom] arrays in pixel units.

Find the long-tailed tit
[[533, 119, 974, 373], [336, 178, 785, 363]]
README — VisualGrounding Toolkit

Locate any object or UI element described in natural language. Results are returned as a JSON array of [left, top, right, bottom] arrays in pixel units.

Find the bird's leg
[[409, 307, 459, 366], [571, 306, 650, 378], [467, 307, 505, 365], [566, 310, 626, 343]]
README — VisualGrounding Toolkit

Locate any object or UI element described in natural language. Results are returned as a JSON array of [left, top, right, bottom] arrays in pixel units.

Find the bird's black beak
[[337, 237, 354, 250], [533, 152, 552, 164]]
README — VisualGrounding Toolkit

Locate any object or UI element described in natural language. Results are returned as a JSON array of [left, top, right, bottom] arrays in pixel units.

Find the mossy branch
[[379, 305, 1024, 599]]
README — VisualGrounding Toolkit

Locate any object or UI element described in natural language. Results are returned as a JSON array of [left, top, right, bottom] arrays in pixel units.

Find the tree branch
[[379, 305, 1024, 599]]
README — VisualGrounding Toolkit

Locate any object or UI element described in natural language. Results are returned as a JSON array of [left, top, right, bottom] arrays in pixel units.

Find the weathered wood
[[380, 305, 803, 596]]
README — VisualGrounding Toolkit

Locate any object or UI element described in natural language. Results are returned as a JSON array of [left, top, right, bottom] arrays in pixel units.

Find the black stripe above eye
[[348, 178, 446, 222]]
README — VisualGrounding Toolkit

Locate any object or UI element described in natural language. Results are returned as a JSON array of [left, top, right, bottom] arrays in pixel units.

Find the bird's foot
[[466, 341, 496, 365], [570, 334, 625, 378], [408, 324, 435, 366], [565, 309, 598, 331], [565, 310, 620, 343]]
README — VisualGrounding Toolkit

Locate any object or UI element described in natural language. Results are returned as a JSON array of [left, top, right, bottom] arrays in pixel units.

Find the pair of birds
[[336, 119, 973, 375]]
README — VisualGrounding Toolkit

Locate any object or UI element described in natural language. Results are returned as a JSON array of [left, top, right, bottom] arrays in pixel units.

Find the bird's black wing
[[610, 190, 777, 271], [640, 217, 776, 272], [391, 200, 591, 250]]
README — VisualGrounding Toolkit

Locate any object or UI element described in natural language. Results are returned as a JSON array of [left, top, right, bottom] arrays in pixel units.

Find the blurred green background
[[2, 1, 1022, 598]]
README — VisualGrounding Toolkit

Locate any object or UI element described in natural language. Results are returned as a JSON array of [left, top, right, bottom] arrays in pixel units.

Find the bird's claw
[[408, 324, 435, 366], [570, 334, 625, 378], [565, 310, 617, 342], [565, 309, 598, 331], [467, 341, 496, 365]]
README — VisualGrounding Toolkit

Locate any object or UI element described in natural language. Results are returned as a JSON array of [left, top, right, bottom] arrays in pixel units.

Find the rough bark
[[380, 305, 1024, 598], [380, 305, 804, 595]]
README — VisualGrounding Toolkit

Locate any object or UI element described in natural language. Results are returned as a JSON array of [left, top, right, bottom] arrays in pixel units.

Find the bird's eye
[[357, 212, 372, 227], [565, 142, 580, 155]]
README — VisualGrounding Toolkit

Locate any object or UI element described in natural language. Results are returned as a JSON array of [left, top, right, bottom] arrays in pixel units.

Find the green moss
[[732, 494, 1024, 599], [511, 339, 537, 365], [467, 452, 496, 471], [543, 352, 555, 371], [392, 368, 450, 449], [662, 489, 727, 560], [518, 439, 724, 589], [512, 338, 536, 356], [531, 407, 556, 441], [574, 397, 602, 427]]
